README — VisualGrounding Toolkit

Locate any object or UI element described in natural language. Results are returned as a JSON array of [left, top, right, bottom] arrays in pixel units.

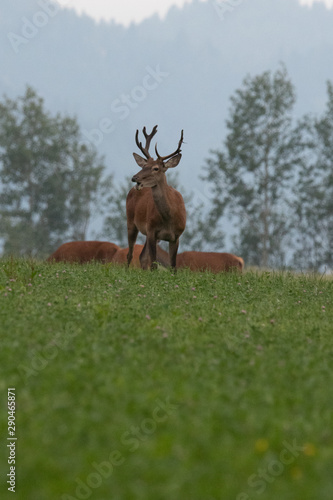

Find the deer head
[[132, 125, 184, 190]]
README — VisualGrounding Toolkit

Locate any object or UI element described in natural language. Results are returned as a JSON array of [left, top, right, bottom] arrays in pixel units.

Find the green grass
[[0, 258, 333, 500]]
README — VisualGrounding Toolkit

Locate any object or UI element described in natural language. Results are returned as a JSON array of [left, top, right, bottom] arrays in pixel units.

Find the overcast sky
[[57, 0, 196, 25], [56, 0, 333, 26]]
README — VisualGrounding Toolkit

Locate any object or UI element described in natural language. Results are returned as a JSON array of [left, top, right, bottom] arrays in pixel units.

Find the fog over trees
[[1, 0, 333, 268]]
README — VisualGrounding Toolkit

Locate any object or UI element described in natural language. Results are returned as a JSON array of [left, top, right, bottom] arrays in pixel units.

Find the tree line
[[0, 66, 332, 270]]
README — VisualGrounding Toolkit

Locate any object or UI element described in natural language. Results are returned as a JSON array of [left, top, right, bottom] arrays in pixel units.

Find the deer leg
[[139, 240, 152, 270], [147, 235, 157, 270], [127, 226, 138, 267], [169, 239, 179, 271]]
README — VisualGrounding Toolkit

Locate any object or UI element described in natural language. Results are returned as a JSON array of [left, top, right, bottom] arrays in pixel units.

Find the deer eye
[[153, 167, 159, 172]]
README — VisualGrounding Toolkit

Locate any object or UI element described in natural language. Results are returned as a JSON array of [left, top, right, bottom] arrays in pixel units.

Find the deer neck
[[151, 176, 172, 220]]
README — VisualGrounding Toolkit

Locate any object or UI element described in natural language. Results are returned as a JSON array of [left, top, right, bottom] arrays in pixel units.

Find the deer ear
[[164, 153, 182, 169], [133, 153, 147, 168]]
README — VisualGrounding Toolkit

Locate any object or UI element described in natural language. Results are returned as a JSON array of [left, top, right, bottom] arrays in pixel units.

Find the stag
[[126, 125, 186, 270]]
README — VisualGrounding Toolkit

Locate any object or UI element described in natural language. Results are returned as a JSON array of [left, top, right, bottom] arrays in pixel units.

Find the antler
[[155, 130, 184, 161], [135, 125, 158, 159]]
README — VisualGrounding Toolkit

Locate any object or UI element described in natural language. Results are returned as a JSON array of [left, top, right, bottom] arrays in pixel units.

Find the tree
[[291, 81, 333, 270], [205, 66, 301, 267], [0, 86, 112, 256]]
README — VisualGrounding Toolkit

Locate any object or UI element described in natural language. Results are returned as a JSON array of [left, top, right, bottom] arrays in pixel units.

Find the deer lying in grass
[[47, 241, 119, 263], [177, 251, 244, 273], [112, 245, 143, 267], [126, 125, 186, 270], [113, 244, 169, 268]]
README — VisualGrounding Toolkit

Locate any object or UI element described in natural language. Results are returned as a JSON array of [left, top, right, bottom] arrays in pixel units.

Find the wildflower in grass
[[241, 310, 247, 314], [162, 332, 168, 338], [255, 438, 269, 453], [303, 443, 317, 456], [47, 303, 52, 306], [193, 296, 197, 299], [175, 285, 179, 288], [198, 317, 203, 321], [257, 345, 263, 351], [28, 283, 32, 287], [140, 285, 145, 288], [270, 319, 276, 324], [192, 287, 196, 291], [146, 315, 151, 320], [290, 466, 303, 480], [213, 295, 218, 299]]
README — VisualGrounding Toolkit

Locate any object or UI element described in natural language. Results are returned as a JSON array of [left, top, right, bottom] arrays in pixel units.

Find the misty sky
[[56, 0, 196, 25], [56, 0, 333, 26]]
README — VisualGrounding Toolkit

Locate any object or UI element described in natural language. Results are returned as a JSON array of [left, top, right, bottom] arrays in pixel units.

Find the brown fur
[[47, 241, 119, 263], [176, 251, 244, 273], [127, 126, 186, 270], [113, 244, 170, 268], [112, 245, 144, 267]]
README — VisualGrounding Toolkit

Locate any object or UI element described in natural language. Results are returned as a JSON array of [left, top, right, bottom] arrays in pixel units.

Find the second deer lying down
[[126, 125, 186, 270], [156, 248, 244, 272], [113, 245, 169, 268], [47, 241, 169, 267], [177, 251, 244, 273], [47, 241, 119, 263]]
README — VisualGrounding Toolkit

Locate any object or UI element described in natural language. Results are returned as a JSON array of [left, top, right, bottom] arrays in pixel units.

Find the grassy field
[[0, 258, 333, 500]]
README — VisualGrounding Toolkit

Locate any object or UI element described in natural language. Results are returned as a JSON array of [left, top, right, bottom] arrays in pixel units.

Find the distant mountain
[[1, 0, 333, 200]]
